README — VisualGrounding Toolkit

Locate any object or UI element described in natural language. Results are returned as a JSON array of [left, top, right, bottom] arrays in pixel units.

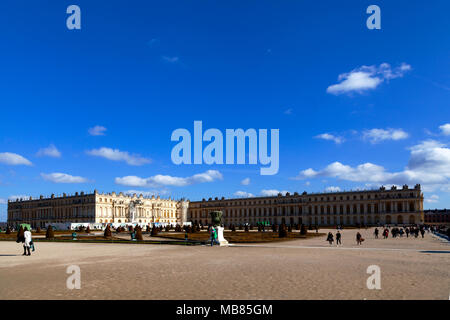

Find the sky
[[0, 0, 449, 221]]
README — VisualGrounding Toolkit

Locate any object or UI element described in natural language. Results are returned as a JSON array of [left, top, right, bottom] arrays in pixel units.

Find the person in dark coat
[[336, 231, 342, 246], [356, 232, 364, 245], [326, 232, 334, 245]]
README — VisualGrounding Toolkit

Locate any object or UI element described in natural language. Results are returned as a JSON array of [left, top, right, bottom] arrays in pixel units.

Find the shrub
[[46, 225, 55, 239], [279, 224, 287, 238], [135, 226, 143, 240], [300, 224, 308, 235], [104, 225, 112, 238], [272, 224, 278, 233], [151, 227, 159, 237]]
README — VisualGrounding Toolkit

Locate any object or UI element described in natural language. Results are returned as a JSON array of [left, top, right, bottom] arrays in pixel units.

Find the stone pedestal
[[215, 226, 229, 246]]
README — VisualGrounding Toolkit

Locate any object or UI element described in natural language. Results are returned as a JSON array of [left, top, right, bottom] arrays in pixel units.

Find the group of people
[[16, 227, 34, 256], [326, 225, 431, 246], [374, 226, 426, 239], [326, 230, 364, 246]]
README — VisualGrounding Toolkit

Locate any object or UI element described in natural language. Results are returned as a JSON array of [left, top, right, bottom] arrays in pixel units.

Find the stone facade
[[188, 185, 424, 226], [8, 185, 425, 228], [424, 209, 450, 225], [7, 190, 187, 228]]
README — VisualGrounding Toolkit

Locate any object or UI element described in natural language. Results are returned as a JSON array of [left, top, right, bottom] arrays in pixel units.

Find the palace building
[[8, 184, 424, 228], [424, 209, 450, 225], [188, 184, 424, 226], [7, 190, 188, 229]]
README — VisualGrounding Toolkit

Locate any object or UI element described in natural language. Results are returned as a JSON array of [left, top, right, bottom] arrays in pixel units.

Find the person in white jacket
[[23, 227, 32, 256]]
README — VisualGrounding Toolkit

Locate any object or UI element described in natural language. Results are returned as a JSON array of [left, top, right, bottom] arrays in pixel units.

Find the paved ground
[[0, 228, 448, 300]]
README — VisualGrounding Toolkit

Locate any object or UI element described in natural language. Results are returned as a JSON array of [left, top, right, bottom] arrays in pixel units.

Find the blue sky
[[0, 0, 449, 221]]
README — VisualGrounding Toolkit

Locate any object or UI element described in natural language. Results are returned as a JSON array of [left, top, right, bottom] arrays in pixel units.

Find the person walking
[[374, 228, 379, 239], [23, 227, 32, 256], [336, 231, 342, 246], [326, 232, 334, 246], [420, 228, 425, 238], [356, 232, 364, 245], [210, 227, 216, 247]]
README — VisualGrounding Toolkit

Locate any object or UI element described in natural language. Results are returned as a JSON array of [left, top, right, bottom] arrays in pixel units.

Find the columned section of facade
[[8, 190, 189, 228], [188, 185, 424, 227]]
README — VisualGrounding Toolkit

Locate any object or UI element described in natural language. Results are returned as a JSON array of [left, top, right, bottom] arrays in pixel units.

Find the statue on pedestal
[[129, 201, 136, 223], [209, 211, 228, 246]]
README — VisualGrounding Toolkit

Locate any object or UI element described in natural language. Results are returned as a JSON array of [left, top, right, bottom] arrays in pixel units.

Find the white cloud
[[315, 133, 344, 144], [41, 173, 88, 184], [327, 63, 411, 95], [88, 125, 107, 136], [233, 191, 255, 198], [36, 144, 61, 158], [261, 189, 289, 197], [87, 147, 151, 166], [439, 123, 450, 136], [425, 194, 439, 203], [325, 186, 341, 192], [363, 128, 409, 143], [0, 198, 7, 204], [284, 108, 293, 115], [241, 178, 250, 186], [293, 139, 450, 192], [162, 56, 179, 63], [115, 170, 223, 187], [0, 152, 32, 166]]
